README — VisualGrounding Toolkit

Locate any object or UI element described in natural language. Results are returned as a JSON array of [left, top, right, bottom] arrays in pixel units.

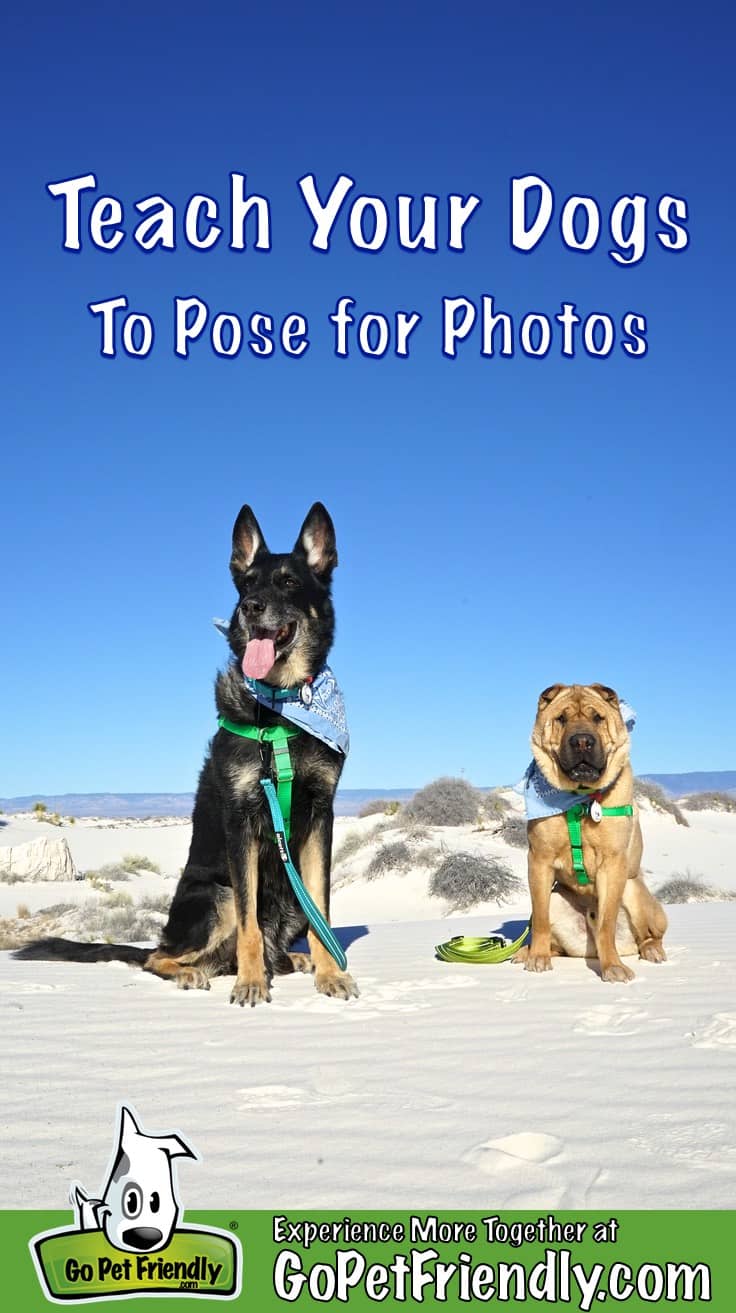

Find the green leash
[[436, 924, 530, 964], [565, 800, 634, 886], [216, 716, 347, 971], [217, 718, 299, 839]]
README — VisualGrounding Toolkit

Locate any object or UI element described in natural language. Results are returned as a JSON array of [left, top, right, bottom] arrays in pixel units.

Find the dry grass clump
[[364, 840, 441, 881], [429, 852, 520, 911], [655, 872, 736, 904], [365, 841, 413, 879], [0, 868, 24, 885], [634, 779, 689, 826], [0, 887, 170, 951], [681, 791, 736, 813], [0, 902, 77, 950], [403, 777, 483, 827], [85, 866, 130, 886], [485, 789, 512, 816], [497, 813, 527, 849], [358, 799, 402, 818], [84, 854, 161, 883], [333, 824, 390, 865], [121, 853, 161, 873]]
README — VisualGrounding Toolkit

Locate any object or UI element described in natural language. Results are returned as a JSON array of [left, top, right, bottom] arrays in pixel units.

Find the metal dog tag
[[300, 682, 313, 706], [589, 800, 603, 823]]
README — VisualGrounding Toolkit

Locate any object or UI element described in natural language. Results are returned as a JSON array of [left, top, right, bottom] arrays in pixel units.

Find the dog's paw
[[314, 971, 359, 1000], [175, 967, 210, 991], [230, 976, 271, 1007], [288, 952, 314, 974], [524, 954, 553, 973], [511, 947, 529, 965], [601, 962, 635, 984], [639, 941, 667, 963]]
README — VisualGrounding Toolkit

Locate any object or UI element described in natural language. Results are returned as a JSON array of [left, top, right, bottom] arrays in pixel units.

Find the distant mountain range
[[0, 788, 416, 819], [1, 776, 734, 819], [640, 771, 736, 796]]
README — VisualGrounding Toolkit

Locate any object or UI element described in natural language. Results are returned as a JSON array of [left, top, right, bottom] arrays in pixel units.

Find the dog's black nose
[[242, 597, 266, 617], [122, 1227, 164, 1250], [569, 732, 596, 754]]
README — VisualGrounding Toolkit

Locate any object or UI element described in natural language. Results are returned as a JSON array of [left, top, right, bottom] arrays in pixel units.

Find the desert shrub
[[365, 841, 414, 879], [16, 903, 31, 919], [634, 779, 689, 826], [497, 813, 528, 848], [485, 789, 512, 816], [429, 852, 520, 911], [681, 791, 736, 813], [358, 798, 402, 818], [655, 872, 736, 903], [106, 890, 134, 908], [0, 924, 25, 950], [32, 801, 47, 815], [85, 865, 130, 885], [121, 853, 161, 874], [404, 777, 483, 827], [393, 818, 431, 842], [333, 824, 389, 865], [415, 844, 442, 867], [0, 902, 76, 950], [80, 891, 165, 942], [138, 893, 171, 914], [0, 868, 23, 885]]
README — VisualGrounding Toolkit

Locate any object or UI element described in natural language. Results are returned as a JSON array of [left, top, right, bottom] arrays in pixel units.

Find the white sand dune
[[1, 803, 735, 1209]]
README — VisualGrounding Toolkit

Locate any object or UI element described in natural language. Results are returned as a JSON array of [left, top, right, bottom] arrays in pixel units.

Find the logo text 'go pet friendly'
[[30, 1103, 241, 1302]]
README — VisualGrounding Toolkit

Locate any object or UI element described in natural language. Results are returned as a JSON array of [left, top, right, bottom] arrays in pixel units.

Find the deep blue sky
[[2, 2, 734, 793]]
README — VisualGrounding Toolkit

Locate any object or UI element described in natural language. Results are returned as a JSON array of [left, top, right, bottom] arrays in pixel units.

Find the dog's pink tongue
[[242, 638, 276, 679]]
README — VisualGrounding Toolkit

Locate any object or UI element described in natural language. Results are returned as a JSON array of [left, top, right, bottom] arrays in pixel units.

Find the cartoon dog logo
[[71, 1104, 198, 1253]]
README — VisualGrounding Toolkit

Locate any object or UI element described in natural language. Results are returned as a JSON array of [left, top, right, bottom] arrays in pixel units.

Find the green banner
[[4, 1210, 734, 1310]]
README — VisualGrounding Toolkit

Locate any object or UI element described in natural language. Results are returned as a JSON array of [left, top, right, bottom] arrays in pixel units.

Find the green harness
[[217, 718, 299, 839], [565, 799, 634, 886]]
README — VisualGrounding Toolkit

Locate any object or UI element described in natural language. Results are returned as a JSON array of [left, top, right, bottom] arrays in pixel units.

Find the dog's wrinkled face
[[531, 683, 630, 791], [228, 503, 337, 687]]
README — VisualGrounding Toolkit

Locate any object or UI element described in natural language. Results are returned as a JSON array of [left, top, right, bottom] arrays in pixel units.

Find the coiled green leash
[[435, 923, 529, 964]]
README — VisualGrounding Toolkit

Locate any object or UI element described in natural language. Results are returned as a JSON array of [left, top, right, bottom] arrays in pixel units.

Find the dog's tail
[[13, 938, 150, 966]]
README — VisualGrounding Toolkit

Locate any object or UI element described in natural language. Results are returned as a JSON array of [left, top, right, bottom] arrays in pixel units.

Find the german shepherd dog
[[16, 503, 359, 1007]]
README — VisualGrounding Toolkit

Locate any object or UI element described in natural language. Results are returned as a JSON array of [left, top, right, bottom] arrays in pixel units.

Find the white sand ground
[[1, 803, 735, 1209]]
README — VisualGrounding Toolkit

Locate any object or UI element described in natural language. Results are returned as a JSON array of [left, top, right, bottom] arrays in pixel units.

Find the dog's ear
[[156, 1134, 198, 1162], [293, 503, 338, 579], [230, 506, 268, 581], [537, 684, 565, 710], [119, 1105, 142, 1147], [590, 683, 619, 706]]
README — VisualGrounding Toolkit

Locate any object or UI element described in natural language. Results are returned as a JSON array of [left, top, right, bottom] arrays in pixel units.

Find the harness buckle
[[272, 740, 295, 782]]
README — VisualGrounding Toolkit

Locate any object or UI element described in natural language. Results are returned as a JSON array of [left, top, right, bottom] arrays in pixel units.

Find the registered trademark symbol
[[229, 1220, 239, 1231]]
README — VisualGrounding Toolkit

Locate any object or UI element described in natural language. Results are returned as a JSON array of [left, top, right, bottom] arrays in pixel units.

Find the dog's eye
[[592, 712, 604, 724], [555, 714, 567, 726], [149, 1191, 160, 1214], [122, 1184, 142, 1219], [280, 575, 298, 590]]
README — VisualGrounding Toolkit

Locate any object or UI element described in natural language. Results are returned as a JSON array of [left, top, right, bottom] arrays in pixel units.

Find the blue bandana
[[213, 619, 349, 756], [517, 701, 636, 820]]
